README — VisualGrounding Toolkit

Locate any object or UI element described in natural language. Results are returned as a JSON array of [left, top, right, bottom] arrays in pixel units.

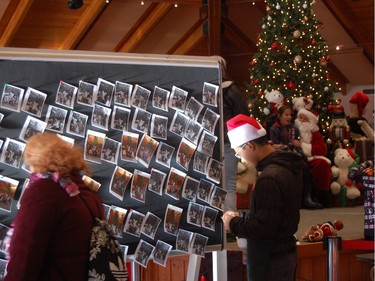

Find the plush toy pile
[[301, 219, 344, 242]]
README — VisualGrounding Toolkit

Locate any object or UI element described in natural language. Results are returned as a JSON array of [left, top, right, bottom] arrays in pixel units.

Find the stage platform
[[296, 205, 367, 242]]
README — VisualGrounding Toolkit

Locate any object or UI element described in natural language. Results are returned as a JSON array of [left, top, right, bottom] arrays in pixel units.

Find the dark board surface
[[0, 50, 224, 256]]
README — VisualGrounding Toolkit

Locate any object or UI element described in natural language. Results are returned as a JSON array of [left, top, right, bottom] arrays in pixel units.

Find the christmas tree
[[245, 0, 340, 136]]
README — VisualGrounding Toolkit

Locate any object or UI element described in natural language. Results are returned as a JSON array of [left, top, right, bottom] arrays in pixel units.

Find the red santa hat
[[349, 92, 369, 118], [297, 108, 319, 124], [346, 148, 355, 160], [226, 114, 267, 148]]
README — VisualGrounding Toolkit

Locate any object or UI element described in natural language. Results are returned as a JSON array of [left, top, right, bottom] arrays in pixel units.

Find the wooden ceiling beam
[[323, 0, 374, 65], [59, 1, 107, 50], [222, 18, 257, 54], [0, 0, 34, 47], [207, 0, 221, 55], [169, 18, 206, 55], [115, 2, 173, 53]]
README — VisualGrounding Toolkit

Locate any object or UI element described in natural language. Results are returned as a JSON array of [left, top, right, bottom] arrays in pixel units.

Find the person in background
[[5, 133, 104, 281], [222, 114, 303, 281], [216, 56, 249, 212], [269, 105, 322, 209]]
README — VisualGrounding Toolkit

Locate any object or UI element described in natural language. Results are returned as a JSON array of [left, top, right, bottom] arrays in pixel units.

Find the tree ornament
[[288, 81, 295, 89], [304, 16, 309, 21], [303, 3, 308, 9], [312, 38, 317, 45], [294, 55, 302, 64], [320, 58, 327, 66], [262, 24, 267, 29], [271, 42, 279, 49], [255, 79, 259, 84], [293, 30, 301, 38], [324, 86, 329, 92], [312, 78, 317, 83], [251, 59, 257, 66], [276, 3, 281, 10], [267, 16, 272, 21]]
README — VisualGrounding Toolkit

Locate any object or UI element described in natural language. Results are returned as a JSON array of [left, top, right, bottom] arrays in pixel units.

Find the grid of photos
[[0, 71, 224, 268]]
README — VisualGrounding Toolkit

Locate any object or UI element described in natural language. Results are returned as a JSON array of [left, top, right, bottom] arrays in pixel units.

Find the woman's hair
[[277, 105, 292, 118], [24, 133, 91, 176]]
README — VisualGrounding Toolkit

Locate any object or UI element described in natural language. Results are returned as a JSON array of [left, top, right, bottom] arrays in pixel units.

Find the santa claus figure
[[295, 109, 333, 207]]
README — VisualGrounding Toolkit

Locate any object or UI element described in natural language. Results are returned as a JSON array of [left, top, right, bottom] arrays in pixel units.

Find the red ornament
[[312, 39, 316, 45], [271, 42, 279, 50], [255, 79, 259, 84], [200, 275, 206, 281], [251, 59, 257, 65], [288, 81, 295, 89]]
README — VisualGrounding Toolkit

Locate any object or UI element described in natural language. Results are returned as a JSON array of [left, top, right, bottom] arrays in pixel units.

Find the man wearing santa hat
[[295, 108, 333, 207], [222, 114, 303, 281]]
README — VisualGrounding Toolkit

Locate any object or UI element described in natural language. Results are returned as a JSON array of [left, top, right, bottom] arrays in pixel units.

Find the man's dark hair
[[251, 135, 269, 145]]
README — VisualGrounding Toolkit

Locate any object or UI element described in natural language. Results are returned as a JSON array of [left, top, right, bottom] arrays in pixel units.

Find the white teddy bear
[[330, 148, 361, 199], [263, 90, 284, 116], [292, 96, 313, 112], [236, 162, 258, 194]]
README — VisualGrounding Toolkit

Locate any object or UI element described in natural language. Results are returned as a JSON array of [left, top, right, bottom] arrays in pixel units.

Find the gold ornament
[[294, 55, 302, 64], [293, 30, 301, 38]]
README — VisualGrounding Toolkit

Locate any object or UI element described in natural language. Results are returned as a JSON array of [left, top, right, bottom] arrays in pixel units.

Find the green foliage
[[245, 0, 340, 135]]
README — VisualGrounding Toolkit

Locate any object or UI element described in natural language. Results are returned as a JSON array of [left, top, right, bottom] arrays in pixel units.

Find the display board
[[0, 48, 225, 267]]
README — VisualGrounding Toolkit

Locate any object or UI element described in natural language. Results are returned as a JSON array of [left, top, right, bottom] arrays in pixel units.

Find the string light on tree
[[245, 0, 340, 139]]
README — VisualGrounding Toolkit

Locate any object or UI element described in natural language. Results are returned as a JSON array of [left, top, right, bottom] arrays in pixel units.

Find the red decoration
[[200, 275, 206, 281], [251, 59, 257, 65], [288, 81, 295, 89], [255, 79, 259, 84], [312, 39, 316, 45], [271, 42, 279, 50]]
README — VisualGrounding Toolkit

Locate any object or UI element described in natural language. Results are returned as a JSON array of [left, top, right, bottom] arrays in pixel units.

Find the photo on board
[[155, 142, 174, 168], [201, 108, 220, 134], [197, 130, 218, 157], [19, 115, 47, 142], [147, 168, 166, 196], [100, 137, 120, 165], [176, 138, 196, 171], [111, 105, 130, 132], [176, 229, 193, 253], [130, 169, 150, 203], [169, 111, 189, 136], [184, 120, 203, 145], [165, 168, 186, 200], [187, 201, 204, 227], [66, 110, 88, 138], [0, 84, 24, 112], [141, 211, 162, 240], [123, 209, 145, 238], [0, 176, 18, 212], [107, 205, 128, 238], [169, 86, 188, 112], [96, 78, 114, 107], [21, 87, 47, 117], [131, 107, 152, 134], [55, 81, 77, 109], [150, 114, 168, 140], [109, 166, 132, 201], [120, 131, 139, 162], [197, 178, 214, 203], [134, 239, 155, 268], [164, 204, 183, 236], [0, 138, 26, 169], [45, 105, 67, 133], [114, 81, 133, 108], [191, 233, 209, 257], [136, 134, 159, 169], [152, 86, 170, 112], [91, 103, 111, 131], [192, 150, 209, 175], [202, 82, 219, 107], [153, 240, 172, 267], [82, 175, 101, 193], [202, 206, 218, 231], [131, 84, 151, 110], [206, 158, 223, 184], [181, 176, 200, 202], [84, 130, 105, 164], [209, 186, 227, 212], [185, 97, 204, 121], [77, 80, 97, 107]]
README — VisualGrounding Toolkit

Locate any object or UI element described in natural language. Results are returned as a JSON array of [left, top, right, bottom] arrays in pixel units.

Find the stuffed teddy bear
[[292, 96, 313, 112], [330, 148, 361, 199], [236, 162, 257, 194], [301, 219, 344, 242], [263, 90, 284, 116]]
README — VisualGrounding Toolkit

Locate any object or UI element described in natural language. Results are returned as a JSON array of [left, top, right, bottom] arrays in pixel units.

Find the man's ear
[[247, 141, 256, 151]]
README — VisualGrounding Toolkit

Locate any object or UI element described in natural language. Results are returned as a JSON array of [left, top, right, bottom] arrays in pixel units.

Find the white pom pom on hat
[[226, 114, 267, 148]]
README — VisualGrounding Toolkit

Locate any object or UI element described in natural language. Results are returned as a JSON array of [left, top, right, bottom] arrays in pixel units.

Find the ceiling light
[[67, 0, 83, 9]]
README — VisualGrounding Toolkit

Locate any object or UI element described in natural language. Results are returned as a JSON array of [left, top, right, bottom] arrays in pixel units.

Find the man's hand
[[222, 211, 240, 230]]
